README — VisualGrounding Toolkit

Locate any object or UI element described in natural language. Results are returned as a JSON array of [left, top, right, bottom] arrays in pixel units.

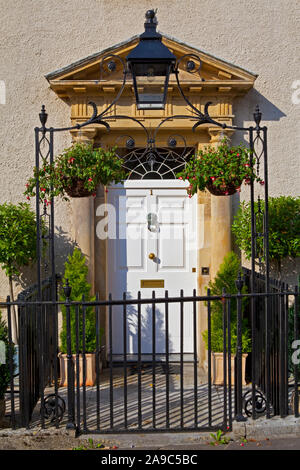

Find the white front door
[[107, 180, 197, 359]]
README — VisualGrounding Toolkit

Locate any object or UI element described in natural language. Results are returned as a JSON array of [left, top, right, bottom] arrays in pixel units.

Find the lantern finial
[[145, 10, 156, 21]]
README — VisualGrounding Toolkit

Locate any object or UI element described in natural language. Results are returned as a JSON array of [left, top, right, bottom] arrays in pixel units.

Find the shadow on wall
[[12, 225, 78, 292], [218, 87, 287, 214], [232, 88, 286, 142], [270, 257, 300, 288]]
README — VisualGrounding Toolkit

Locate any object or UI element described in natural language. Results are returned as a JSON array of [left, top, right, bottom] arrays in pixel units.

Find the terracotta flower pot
[[63, 178, 98, 198], [290, 386, 300, 415], [59, 353, 102, 387], [212, 352, 248, 386], [206, 179, 242, 196]]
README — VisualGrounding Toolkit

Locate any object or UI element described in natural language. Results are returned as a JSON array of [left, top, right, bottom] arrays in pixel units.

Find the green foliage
[[232, 196, 300, 262], [25, 142, 127, 202], [0, 312, 15, 399], [0, 202, 38, 278], [60, 248, 103, 354], [72, 438, 109, 450], [176, 138, 262, 197], [202, 252, 251, 353], [209, 429, 230, 446]]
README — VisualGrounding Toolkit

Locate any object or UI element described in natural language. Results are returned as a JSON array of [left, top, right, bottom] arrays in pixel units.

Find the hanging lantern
[[126, 10, 176, 110]]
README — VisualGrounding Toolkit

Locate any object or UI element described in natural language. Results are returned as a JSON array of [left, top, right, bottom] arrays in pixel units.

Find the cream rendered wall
[[0, 0, 299, 299]]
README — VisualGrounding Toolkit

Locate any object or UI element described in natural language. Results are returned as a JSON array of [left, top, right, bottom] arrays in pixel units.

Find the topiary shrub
[[0, 312, 15, 399], [0, 202, 44, 343], [202, 252, 251, 353], [59, 248, 103, 354]]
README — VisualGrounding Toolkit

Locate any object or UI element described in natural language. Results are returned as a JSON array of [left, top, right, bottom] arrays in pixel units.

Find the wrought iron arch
[[33, 10, 272, 428], [114, 146, 195, 180]]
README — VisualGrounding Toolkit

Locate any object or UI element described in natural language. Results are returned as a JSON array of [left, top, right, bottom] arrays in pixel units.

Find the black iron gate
[[63, 288, 234, 433]]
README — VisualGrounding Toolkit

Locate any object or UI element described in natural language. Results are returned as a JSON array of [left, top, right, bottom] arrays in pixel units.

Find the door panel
[[107, 182, 197, 357]]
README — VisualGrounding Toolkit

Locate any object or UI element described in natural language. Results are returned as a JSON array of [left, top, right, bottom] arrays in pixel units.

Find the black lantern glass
[[126, 10, 176, 110]]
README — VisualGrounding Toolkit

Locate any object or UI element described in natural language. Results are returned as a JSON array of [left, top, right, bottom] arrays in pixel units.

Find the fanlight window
[[116, 147, 194, 180]]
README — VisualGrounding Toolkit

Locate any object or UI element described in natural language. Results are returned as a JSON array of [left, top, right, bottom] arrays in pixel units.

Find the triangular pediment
[[46, 33, 257, 94]]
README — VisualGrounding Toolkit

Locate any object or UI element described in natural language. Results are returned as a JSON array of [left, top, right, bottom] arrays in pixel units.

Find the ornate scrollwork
[[41, 394, 66, 423], [242, 389, 267, 417], [175, 53, 203, 76]]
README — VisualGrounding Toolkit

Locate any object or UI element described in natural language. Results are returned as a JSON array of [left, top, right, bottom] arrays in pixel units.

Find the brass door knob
[[148, 253, 156, 260]]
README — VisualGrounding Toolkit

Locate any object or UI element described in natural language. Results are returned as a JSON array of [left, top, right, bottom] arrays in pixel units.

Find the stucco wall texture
[[0, 0, 299, 298]]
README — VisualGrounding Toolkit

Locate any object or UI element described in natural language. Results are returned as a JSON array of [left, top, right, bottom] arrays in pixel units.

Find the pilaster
[[208, 127, 235, 280], [70, 127, 98, 293]]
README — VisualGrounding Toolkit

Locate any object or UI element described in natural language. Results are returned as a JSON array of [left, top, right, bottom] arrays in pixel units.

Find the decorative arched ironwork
[[115, 146, 194, 180]]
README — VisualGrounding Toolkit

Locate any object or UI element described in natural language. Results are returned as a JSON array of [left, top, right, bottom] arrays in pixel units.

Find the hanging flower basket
[[62, 178, 97, 198], [205, 179, 243, 196], [24, 142, 127, 202], [176, 138, 262, 197]]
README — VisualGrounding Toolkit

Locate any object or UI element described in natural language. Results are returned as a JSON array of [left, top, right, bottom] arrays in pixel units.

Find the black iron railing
[[16, 275, 60, 427], [243, 268, 299, 418], [2, 282, 299, 434]]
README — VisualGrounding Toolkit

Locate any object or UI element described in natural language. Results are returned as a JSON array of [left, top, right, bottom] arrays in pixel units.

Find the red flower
[[260, 180, 265, 185], [210, 176, 216, 182], [26, 196, 30, 200], [88, 178, 92, 182]]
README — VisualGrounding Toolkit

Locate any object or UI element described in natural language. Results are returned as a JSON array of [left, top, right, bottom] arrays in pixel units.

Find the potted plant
[[59, 248, 104, 387], [177, 138, 262, 197], [24, 142, 126, 202], [202, 252, 251, 385], [0, 312, 15, 427]]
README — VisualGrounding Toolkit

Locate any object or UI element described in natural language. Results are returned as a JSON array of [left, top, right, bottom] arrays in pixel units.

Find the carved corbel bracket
[[208, 126, 235, 144], [70, 126, 98, 143]]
